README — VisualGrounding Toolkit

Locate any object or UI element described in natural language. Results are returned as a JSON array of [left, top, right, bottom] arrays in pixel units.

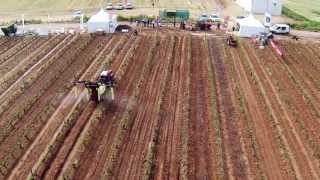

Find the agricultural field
[[284, 0, 320, 21], [0, 29, 319, 180], [0, 0, 222, 12], [0, 0, 223, 23]]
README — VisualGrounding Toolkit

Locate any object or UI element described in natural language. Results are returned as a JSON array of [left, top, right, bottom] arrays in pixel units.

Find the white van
[[270, 24, 290, 34]]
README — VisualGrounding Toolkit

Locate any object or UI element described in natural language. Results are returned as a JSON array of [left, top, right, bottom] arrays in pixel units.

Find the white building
[[88, 9, 118, 33], [236, 14, 266, 37], [236, 0, 283, 16]]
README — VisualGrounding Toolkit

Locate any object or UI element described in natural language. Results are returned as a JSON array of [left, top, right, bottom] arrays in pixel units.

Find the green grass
[[283, 5, 320, 32], [284, 0, 320, 22]]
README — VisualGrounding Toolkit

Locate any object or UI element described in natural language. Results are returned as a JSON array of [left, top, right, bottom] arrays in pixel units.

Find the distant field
[[284, 0, 320, 21], [0, 0, 223, 22], [0, 0, 221, 13], [0, 0, 106, 11]]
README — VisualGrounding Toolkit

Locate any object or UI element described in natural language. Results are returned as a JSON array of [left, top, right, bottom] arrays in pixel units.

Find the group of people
[[130, 17, 161, 28]]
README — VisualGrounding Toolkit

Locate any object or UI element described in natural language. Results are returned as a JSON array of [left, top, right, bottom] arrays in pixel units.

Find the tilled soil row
[[110, 35, 173, 180], [222, 40, 265, 179], [0, 35, 70, 114], [0, 35, 92, 178], [0, 36, 37, 65], [0, 35, 87, 147], [229, 45, 291, 179], [6, 35, 115, 179], [65, 35, 157, 180], [0, 37, 23, 55], [0, 36, 50, 76], [41, 35, 123, 179], [56, 35, 137, 180], [242, 41, 319, 179]]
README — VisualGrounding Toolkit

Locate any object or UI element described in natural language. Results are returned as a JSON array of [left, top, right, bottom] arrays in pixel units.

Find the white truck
[[270, 24, 290, 34]]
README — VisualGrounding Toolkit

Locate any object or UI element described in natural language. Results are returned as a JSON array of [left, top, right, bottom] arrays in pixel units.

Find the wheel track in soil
[[72, 35, 157, 180], [110, 35, 172, 180], [208, 38, 249, 180], [0, 35, 87, 148], [0, 36, 37, 66], [240, 41, 319, 179], [0, 36, 50, 76], [6, 34, 120, 178], [40, 35, 124, 179], [228, 46, 290, 179]]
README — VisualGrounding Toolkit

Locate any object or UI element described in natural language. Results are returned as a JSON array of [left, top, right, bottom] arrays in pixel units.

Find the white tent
[[88, 9, 117, 33], [236, 0, 282, 16], [236, 14, 265, 37]]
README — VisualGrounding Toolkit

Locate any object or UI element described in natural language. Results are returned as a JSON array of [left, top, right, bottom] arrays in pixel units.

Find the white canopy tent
[[88, 9, 118, 33], [236, 14, 266, 37]]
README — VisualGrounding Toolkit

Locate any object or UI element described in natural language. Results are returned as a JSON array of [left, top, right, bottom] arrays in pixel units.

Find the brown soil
[[0, 29, 318, 180]]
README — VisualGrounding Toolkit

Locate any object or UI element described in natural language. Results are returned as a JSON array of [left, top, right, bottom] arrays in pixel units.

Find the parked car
[[198, 14, 210, 21], [72, 10, 82, 18], [125, 3, 134, 9], [210, 14, 222, 22], [114, 3, 124, 10], [236, 15, 246, 19], [106, 3, 113, 10], [270, 24, 290, 34]]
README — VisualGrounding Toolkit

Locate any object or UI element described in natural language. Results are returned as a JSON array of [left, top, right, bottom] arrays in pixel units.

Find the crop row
[[101, 35, 160, 179], [54, 35, 138, 179], [0, 37, 36, 65], [142, 35, 176, 179], [0, 37, 50, 76], [0, 35, 70, 113], [0, 37, 92, 179], [0, 38, 23, 55], [0, 36, 90, 147]]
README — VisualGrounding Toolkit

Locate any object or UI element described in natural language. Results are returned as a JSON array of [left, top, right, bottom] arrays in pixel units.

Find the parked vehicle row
[[198, 14, 222, 22], [106, 2, 134, 10]]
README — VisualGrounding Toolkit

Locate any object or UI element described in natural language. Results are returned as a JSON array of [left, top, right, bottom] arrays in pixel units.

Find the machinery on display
[[226, 34, 237, 47], [74, 70, 116, 103], [1, 24, 17, 36]]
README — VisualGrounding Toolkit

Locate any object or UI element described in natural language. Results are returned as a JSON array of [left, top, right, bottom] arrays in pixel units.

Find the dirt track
[[0, 29, 319, 180]]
